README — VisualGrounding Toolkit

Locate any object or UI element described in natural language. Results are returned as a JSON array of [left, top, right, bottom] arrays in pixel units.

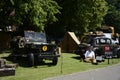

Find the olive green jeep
[[10, 31, 60, 66]]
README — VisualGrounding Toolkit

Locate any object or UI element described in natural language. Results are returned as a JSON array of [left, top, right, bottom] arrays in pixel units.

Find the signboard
[[105, 52, 112, 59]]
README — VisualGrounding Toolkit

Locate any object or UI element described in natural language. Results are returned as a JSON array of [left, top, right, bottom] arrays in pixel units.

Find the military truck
[[10, 31, 60, 66]]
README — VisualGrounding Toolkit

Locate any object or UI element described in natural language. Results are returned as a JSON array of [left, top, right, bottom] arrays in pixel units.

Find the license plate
[[105, 52, 112, 58], [96, 56, 102, 61], [105, 52, 112, 55]]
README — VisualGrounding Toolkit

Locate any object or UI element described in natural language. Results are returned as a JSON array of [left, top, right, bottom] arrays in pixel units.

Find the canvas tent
[[60, 32, 80, 53]]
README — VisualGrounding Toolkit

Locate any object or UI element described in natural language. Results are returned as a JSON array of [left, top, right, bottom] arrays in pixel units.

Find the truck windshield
[[95, 38, 111, 45]]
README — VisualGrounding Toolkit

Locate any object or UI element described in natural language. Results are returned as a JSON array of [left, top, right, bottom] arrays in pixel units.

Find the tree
[[55, 0, 108, 36], [0, 0, 14, 28], [0, 0, 61, 32], [103, 0, 120, 33]]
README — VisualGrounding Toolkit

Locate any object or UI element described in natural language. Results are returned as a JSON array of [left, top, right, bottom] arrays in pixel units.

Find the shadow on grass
[[71, 55, 81, 60], [2, 56, 30, 67], [0, 49, 12, 54], [2, 55, 56, 68]]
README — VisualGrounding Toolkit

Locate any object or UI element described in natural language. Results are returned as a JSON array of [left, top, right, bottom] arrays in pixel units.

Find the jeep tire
[[52, 57, 58, 65], [28, 53, 34, 66]]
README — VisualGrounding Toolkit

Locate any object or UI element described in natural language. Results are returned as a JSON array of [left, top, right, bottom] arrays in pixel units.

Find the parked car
[[10, 31, 60, 66], [75, 36, 120, 62]]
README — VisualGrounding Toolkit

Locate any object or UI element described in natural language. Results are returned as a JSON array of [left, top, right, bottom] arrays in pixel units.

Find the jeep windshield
[[24, 31, 47, 43]]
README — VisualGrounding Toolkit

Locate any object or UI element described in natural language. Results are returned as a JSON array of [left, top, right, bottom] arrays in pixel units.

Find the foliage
[[0, 0, 14, 27], [55, 0, 108, 36], [103, 0, 120, 33], [0, 0, 61, 31]]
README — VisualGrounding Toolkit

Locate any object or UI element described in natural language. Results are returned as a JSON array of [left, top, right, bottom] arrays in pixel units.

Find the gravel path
[[44, 63, 120, 80]]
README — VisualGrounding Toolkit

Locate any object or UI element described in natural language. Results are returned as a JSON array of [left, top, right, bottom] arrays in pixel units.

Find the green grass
[[0, 52, 120, 80]]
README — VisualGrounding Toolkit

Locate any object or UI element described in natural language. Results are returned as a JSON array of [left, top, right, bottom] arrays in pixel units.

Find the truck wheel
[[39, 58, 44, 64], [117, 50, 120, 58], [29, 53, 34, 66], [52, 57, 58, 65]]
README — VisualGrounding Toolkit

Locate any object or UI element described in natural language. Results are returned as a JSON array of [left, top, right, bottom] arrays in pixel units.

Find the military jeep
[[10, 31, 60, 66]]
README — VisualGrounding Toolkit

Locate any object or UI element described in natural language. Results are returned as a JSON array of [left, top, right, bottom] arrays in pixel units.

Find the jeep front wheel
[[52, 57, 58, 65], [28, 53, 34, 66]]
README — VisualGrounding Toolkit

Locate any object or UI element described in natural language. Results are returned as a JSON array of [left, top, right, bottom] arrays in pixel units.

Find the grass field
[[0, 52, 120, 80]]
